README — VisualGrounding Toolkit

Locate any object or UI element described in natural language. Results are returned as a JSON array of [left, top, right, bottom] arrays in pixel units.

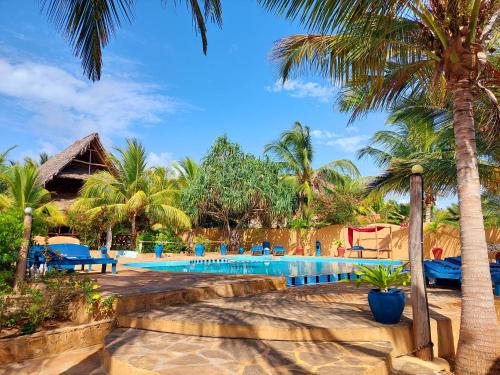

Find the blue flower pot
[[195, 244, 205, 257], [154, 244, 163, 258], [368, 288, 405, 324], [220, 243, 228, 256]]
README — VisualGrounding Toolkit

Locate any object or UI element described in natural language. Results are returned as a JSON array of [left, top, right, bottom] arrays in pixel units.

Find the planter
[[337, 246, 346, 257], [295, 246, 304, 256], [315, 241, 321, 256], [220, 244, 228, 256], [154, 244, 163, 259], [432, 247, 443, 260], [368, 288, 405, 324], [195, 244, 205, 257]]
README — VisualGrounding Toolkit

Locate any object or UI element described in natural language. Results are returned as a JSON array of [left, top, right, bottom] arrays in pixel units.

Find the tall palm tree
[[260, 1, 500, 372], [265, 121, 360, 217], [41, 0, 223, 81], [172, 157, 199, 189], [359, 117, 498, 223], [73, 139, 191, 249]]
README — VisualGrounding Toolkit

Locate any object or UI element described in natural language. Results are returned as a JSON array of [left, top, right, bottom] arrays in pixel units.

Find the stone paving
[[103, 328, 393, 375], [0, 345, 105, 375]]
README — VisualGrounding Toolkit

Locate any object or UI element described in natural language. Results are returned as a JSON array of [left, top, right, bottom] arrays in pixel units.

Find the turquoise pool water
[[125, 256, 402, 285]]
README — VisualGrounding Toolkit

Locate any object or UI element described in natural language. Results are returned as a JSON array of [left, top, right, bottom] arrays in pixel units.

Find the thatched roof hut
[[39, 133, 115, 209]]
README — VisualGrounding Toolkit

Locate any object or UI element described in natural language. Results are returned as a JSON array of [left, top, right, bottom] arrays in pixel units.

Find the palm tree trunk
[[451, 79, 500, 375], [105, 224, 113, 251], [130, 213, 137, 250], [424, 192, 433, 223]]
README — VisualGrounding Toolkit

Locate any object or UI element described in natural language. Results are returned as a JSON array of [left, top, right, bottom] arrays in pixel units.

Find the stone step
[[0, 345, 105, 375], [103, 328, 393, 375], [117, 293, 415, 356]]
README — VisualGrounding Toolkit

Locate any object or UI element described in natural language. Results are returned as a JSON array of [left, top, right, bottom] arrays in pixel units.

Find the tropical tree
[[359, 117, 498, 223], [41, 0, 223, 81], [260, 1, 500, 371], [0, 163, 64, 225], [172, 157, 199, 189], [265, 121, 360, 217], [72, 139, 191, 249], [0, 146, 16, 193], [182, 136, 295, 250]]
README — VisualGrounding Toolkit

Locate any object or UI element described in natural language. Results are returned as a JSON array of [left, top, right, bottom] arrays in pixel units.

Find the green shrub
[[156, 230, 188, 253], [351, 263, 410, 292], [0, 209, 24, 272]]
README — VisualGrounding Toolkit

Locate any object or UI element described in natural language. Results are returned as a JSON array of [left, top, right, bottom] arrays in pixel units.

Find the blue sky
[[0, 1, 447, 205]]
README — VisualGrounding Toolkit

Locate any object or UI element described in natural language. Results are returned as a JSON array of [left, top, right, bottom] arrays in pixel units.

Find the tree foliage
[[182, 136, 295, 248]]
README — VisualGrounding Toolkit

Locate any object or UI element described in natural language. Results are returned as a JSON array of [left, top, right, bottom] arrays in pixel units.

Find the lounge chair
[[424, 258, 499, 296], [46, 244, 117, 274], [262, 241, 271, 255], [250, 245, 263, 255], [273, 245, 286, 256]]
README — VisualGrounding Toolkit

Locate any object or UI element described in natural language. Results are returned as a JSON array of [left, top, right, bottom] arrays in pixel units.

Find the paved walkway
[[103, 328, 393, 375]]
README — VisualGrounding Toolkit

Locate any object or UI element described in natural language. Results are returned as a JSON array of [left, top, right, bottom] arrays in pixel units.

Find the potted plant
[[335, 239, 346, 257], [155, 233, 168, 258], [289, 217, 311, 255], [194, 235, 208, 257], [352, 263, 410, 324]]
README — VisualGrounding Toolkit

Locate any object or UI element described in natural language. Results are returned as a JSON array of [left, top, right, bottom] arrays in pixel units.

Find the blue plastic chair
[[273, 245, 286, 256], [250, 245, 263, 255], [315, 241, 321, 256], [262, 241, 271, 255], [238, 247, 245, 254]]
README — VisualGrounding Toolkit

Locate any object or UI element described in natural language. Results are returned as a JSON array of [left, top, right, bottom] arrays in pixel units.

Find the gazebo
[[346, 225, 393, 259]]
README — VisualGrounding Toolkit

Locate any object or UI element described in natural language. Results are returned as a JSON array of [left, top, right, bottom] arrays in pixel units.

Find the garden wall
[[189, 224, 499, 260]]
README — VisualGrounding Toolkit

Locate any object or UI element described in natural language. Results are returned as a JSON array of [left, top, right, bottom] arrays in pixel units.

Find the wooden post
[[14, 207, 33, 290], [409, 165, 433, 361]]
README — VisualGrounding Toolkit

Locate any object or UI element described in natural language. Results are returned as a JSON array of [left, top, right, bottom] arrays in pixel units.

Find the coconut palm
[[261, 1, 500, 371], [0, 163, 64, 225], [264, 121, 360, 217], [359, 117, 498, 223], [73, 139, 191, 249], [172, 157, 199, 189], [42, 0, 223, 81]]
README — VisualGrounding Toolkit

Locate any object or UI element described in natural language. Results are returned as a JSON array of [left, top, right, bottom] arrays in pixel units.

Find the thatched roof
[[38, 133, 114, 186]]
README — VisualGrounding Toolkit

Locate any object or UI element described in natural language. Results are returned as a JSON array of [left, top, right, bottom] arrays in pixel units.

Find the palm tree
[[73, 139, 191, 249], [359, 117, 498, 223], [0, 163, 64, 224], [264, 121, 360, 217], [260, 1, 500, 372], [172, 157, 199, 189], [0, 146, 16, 194], [41, 0, 222, 81]]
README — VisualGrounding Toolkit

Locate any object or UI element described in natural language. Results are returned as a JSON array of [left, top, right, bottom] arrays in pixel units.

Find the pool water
[[125, 256, 402, 285]]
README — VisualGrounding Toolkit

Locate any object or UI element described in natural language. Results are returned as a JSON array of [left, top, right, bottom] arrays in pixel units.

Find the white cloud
[[311, 128, 368, 151], [310, 129, 338, 139], [266, 79, 334, 103], [147, 151, 174, 167], [0, 58, 185, 149], [323, 135, 368, 150]]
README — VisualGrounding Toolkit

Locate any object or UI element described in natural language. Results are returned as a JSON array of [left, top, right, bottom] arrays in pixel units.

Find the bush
[[156, 231, 188, 253], [0, 210, 24, 272]]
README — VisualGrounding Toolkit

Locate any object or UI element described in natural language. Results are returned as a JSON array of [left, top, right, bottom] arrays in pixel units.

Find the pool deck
[[1, 253, 498, 374]]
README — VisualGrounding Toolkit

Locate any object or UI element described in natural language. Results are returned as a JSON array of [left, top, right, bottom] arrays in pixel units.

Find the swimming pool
[[125, 256, 403, 286]]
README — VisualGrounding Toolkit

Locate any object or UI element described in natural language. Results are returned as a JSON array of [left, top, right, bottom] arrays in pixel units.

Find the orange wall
[[188, 225, 499, 260]]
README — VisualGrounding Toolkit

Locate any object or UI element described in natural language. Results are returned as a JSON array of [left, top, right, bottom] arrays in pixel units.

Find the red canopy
[[347, 226, 387, 247]]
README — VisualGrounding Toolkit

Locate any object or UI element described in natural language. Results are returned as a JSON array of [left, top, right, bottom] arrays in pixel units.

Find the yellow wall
[[189, 225, 499, 260]]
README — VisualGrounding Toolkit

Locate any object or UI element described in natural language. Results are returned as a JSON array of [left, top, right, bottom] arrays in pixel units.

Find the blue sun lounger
[[47, 244, 117, 274], [250, 245, 263, 255], [273, 245, 286, 256], [424, 258, 500, 296]]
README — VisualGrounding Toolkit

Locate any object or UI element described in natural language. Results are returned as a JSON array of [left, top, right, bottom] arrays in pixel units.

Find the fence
[[183, 224, 499, 260]]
